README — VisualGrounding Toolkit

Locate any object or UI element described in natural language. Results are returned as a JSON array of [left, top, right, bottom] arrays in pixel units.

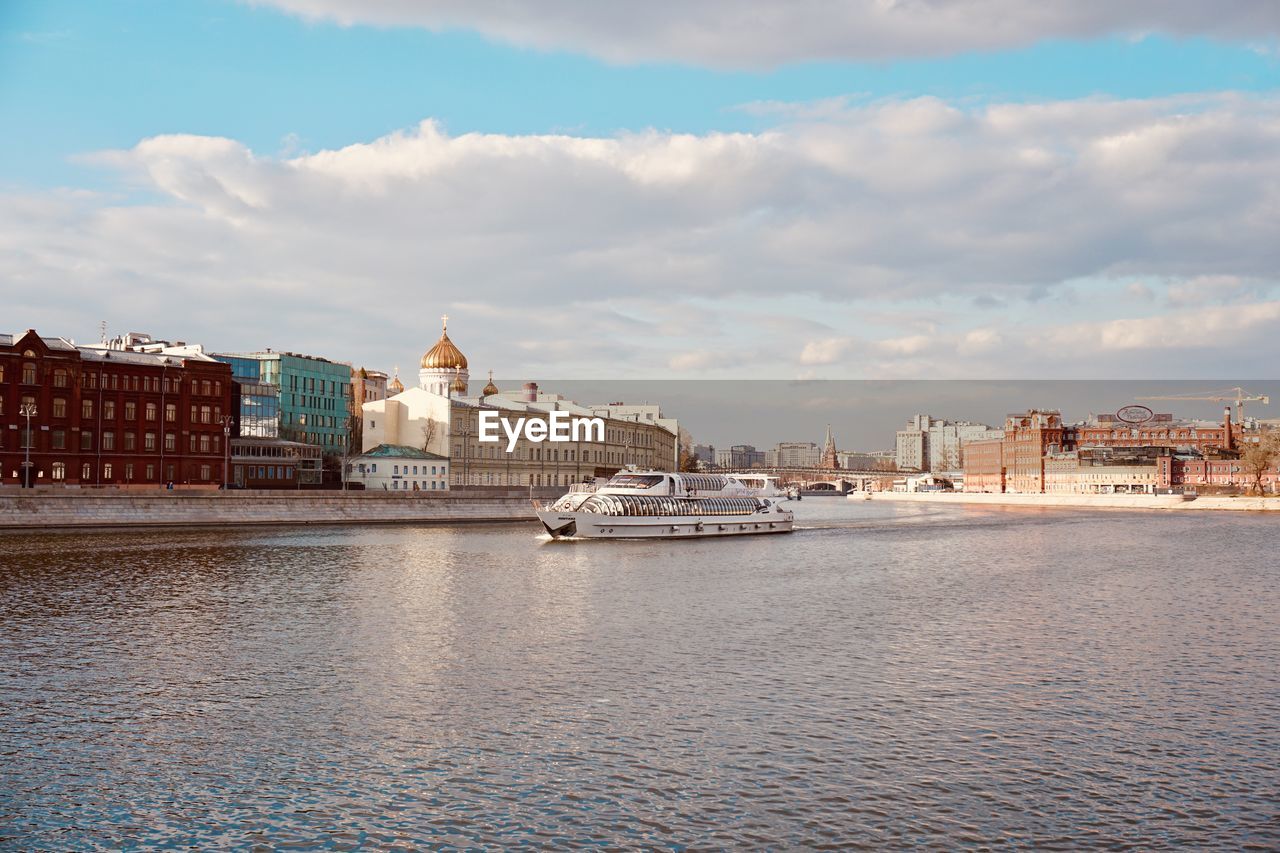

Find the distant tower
[[387, 366, 404, 396], [822, 424, 839, 469], [419, 314, 469, 396]]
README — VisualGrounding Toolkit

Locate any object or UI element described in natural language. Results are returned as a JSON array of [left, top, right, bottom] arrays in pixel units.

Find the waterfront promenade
[[867, 491, 1280, 512], [0, 488, 551, 530]]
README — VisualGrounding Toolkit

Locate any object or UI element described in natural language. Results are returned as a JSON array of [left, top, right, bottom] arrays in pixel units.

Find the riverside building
[[962, 406, 1259, 494], [1, 329, 234, 488], [217, 350, 353, 455], [359, 317, 679, 487]]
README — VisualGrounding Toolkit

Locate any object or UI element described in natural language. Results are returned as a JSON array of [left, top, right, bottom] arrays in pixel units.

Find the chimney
[[522, 382, 538, 402], [1223, 406, 1233, 452]]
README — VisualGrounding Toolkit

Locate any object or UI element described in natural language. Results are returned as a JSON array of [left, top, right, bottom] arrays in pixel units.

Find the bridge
[[717, 466, 899, 493]]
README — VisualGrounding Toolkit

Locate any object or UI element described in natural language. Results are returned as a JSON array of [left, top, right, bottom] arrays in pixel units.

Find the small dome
[[481, 370, 499, 396], [421, 315, 468, 370], [451, 374, 468, 394], [388, 370, 404, 394]]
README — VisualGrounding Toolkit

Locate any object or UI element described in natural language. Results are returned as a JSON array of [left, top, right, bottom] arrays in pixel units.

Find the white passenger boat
[[536, 471, 795, 539], [723, 472, 789, 498]]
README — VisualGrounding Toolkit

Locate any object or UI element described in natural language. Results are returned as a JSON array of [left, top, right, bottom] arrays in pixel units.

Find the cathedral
[[355, 316, 681, 487], [418, 315, 469, 396]]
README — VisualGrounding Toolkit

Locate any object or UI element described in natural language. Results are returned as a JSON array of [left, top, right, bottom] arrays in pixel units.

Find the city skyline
[[4, 2, 1280, 379]]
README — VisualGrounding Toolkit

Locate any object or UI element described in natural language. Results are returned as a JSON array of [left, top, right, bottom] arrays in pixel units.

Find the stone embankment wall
[[0, 489, 548, 530], [868, 491, 1280, 512]]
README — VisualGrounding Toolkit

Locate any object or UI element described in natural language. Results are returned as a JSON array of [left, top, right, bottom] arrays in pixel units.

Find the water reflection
[[2, 502, 1277, 848]]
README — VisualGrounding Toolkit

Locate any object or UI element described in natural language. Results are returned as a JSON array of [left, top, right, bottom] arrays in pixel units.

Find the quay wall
[[867, 491, 1280, 512], [0, 489, 548, 530]]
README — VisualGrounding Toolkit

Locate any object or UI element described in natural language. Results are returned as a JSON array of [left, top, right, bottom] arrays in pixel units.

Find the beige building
[[1044, 447, 1162, 494], [360, 319, 679, 487]]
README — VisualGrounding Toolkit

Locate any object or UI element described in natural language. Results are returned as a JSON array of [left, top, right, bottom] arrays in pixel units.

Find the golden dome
[[451, 373, 468, 394], [420, 314, 468, 370], [388, 368, 404, 394], [481, 370, 499, 396]]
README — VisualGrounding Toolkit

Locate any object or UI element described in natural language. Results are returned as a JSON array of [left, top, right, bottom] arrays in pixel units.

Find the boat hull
[[537, 510, 793, 539]]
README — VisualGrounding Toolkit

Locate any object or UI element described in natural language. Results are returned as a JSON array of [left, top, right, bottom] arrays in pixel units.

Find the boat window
[[607, 474, 665, 489]]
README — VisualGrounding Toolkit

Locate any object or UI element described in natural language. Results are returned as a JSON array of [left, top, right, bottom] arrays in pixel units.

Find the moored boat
[[536, 471, 794, 539]]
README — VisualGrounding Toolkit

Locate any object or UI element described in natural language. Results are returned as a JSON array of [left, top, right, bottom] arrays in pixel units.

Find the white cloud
[[1044, 300, 1280, 352], [6, 94, 1280, 377], [249, 0, 1280, 67], [800, 337, 858, 366]]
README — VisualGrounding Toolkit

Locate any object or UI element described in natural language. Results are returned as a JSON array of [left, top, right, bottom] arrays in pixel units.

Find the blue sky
[[4, 1, 1277, 188], [2, 1, 1279, 381]]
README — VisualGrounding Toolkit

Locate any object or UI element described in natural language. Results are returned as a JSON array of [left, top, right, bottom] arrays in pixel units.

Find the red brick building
[[1002, 410, 1066, 494], [961, 438, 1004, 493], [1071, 410, 1238, 455], [1157, 453, 1279, 493], [1, 329, 233, 488]]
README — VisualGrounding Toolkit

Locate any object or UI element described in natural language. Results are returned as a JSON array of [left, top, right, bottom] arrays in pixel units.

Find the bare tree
[[677, 427, 699, 472], [421, 418, 439, 452], [1240, 431, 1280, 495]]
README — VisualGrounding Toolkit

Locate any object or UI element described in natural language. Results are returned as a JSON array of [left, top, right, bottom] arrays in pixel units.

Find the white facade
[[896, 414, 1001, 472], [775, 441, 820, 468], [361, 386, 453, 456], [348, 445, 450, 492], [896, 429, 927, 471]]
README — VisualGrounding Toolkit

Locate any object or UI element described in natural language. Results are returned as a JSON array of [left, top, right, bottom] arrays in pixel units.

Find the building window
[[103, 431, 116, 451], [52, 397, 67, 418], [104, 400, 116, 420], [103, 463, 113, 480], [22, 362, 37, 384], [200, 464, 211, 481], [144, 432, 156, 451], [199, 434, 211, 453], [123, 432, 136, 451], [82, 399, 94, 419], [200, 405, 211, 424], [165, 432, 176, 452], [51, 430, 66, 450], [124, 401, 136, 421], [84, 371, 97, 389], [145, 402, 157, 421], [146, 464, 155, 481], [125, 463, 134, 482], [52, 369, 68, 388], [166, 403, 176, 422], [80, 431, 93, 451], [81, 463, 91, 481]]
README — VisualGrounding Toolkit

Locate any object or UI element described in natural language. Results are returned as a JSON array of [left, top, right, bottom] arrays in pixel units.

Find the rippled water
[[2, 500, 1278, 849]]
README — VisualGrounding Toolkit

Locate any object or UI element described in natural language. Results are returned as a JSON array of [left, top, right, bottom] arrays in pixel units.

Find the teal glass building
[[219, 351, 353, 454]]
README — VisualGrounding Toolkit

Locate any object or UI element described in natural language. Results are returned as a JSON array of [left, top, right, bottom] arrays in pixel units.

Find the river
[[2, 499, 1277, 848]]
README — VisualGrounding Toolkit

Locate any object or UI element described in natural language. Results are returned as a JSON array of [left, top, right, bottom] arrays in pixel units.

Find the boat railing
[[567, 482, 600, 494]]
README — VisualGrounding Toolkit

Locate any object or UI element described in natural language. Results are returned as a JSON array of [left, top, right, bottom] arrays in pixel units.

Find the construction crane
[[1136, 387, 1271, 422]]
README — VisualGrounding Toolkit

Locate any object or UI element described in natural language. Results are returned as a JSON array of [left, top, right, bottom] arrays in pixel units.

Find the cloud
[[1044, 300, 1280, 352], [249, 1, 1280, 67], [5, 93, 1280, 377]]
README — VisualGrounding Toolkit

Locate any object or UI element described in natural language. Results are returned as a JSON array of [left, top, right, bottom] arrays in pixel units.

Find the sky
[[3, 0, 1280, 384]]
